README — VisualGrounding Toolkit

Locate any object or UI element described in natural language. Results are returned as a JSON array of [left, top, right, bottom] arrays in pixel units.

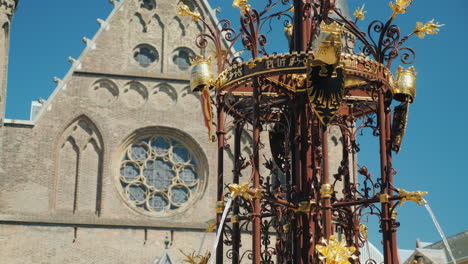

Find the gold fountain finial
[[397, 188, 428, 206], [389, 0, 413, 19], [316, 235, 358, 264], [232, 0, 251, 14], [177, 2, 201, 20], [353, 4, 367, 21], [414, 19, 444, 39]]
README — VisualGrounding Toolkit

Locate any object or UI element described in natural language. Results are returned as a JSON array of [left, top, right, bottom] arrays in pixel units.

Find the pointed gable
[[33, 0, 224, 124]]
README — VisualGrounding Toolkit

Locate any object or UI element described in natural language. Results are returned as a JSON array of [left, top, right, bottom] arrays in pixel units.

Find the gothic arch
[[121, 81, 148, 109], [54, 115, 104, 216], [149, 83, 178, 109]]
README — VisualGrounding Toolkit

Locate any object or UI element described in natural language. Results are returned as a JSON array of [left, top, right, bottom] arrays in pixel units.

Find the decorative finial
[[53, 77, 61, 83], [390, 0, 413, 19], [232, 0, 250, 14], [82, 37, 96, 49], [353, 4, 366, 21], [414, 19, 444, 39], [177, 2, 201, 20], [68, 57, 76, 63]]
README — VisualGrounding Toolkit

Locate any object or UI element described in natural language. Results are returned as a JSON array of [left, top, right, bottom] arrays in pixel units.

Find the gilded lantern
[[190, 56, 213, 92], [393, 66, 417, 103]]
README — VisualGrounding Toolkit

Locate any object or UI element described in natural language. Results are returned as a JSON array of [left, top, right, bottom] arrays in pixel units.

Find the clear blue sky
[[5, 0, 468, 252]]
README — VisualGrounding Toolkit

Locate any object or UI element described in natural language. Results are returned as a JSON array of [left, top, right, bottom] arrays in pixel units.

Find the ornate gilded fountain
[[178, 0, 441, 263]]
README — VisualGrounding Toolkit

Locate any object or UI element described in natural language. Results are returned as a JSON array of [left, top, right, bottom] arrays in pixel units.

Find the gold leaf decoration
[[353, 4, 367, 21], [316, 235, 358, 264], [228, 182, 263, 200], [180, 250, 211, 264], [232, 0, 251, 14], [176, 2, 201, 20], [205, 219, 216, 232], [414, 20, 444, 39], [228, 182, 251, 199], [389, 0, 413, 18], [359, 224, 368, 240]]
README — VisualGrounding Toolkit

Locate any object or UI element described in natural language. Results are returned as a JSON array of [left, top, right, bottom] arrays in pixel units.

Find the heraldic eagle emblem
[[307, 21, 345, 126]]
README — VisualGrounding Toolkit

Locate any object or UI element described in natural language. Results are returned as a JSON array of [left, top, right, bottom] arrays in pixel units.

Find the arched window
[[172, 48, 194, 71], [140, 0, 156, 10], [133, 44, 159, 68]]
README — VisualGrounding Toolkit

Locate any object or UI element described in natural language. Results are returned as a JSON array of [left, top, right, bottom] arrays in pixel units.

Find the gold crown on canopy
[[320, 21, 344, 35]]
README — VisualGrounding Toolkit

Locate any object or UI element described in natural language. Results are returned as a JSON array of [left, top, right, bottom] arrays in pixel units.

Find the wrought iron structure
[[177, 0, 442, 263]]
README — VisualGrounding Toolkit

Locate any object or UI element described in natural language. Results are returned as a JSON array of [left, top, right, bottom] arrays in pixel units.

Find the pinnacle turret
[[0, 0, 18, 21], [0, 0, 18, 125]]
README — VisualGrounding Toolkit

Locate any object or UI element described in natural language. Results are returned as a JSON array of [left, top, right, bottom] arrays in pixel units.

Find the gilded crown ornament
[[393, 66, 417, 103], [190, 56, 213, 92]]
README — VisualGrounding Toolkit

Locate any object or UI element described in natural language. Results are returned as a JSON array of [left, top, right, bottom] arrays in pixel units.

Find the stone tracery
[[118, 132, 203, 215]]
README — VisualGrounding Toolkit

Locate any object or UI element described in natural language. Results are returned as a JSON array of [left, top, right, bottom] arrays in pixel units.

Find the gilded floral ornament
[[390, 0, 413, 18], [177, 2, 201, 20], [293, 201, 311, 213], [359, 224, 369, 240], [316, 235, 358, 264], [228, 182, 251, 199], [232, 0, 251, 14], [228, 182, 262, 199], [353, 4, 366, 21], [205, 219, 216, 232], [180, 250, 211, 264], [397, 188, 428, 206], [414, 19, 444, 39]]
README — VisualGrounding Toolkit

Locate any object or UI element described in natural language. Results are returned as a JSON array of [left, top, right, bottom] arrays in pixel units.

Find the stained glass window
[[119, 136, 200, 214]]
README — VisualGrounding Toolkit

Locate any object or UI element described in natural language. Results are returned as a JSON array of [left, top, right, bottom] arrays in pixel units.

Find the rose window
[[119, 135, 201, 214]]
